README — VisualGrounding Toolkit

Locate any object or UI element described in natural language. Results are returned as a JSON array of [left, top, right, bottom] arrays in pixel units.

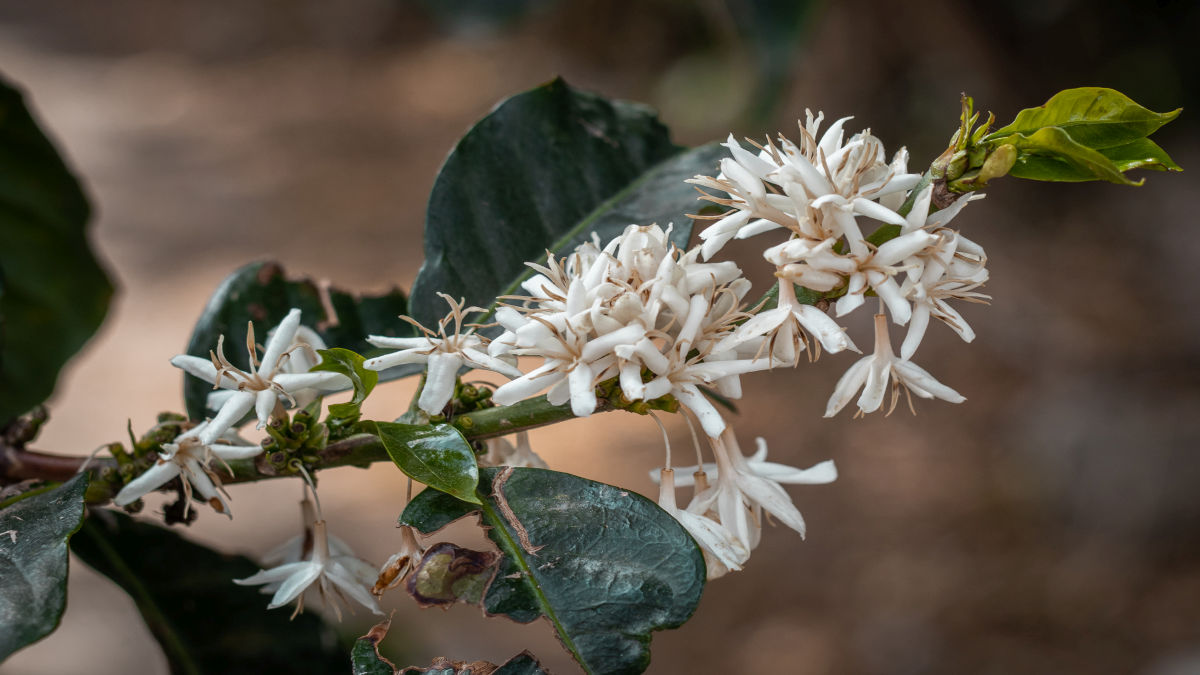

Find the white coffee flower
[[829, 229, 938, 324], [685, 430, 828, 554], [364, 293, 521, 416], [481, 431, 548, 469], [653, 437, 837, 489], [113, 421, 261, 517], [716, 280, 856, 363], [825, 313, 965, 417], [235, 518, 382, 619], [172, 308, 350, 444], [205, 323, 330, 415], [256, 496, 362, 596], [891, 194, 991, 358], [657, 467, 747, 579]]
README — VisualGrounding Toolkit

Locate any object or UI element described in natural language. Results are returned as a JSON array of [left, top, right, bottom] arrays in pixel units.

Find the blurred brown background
[[2, 1, 1198, 673]]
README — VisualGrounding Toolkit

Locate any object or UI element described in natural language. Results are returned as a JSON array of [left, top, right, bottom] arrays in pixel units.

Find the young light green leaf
[[1098, 138, 1182, 173], [996, 127, 1140, 185], [313, 348, 378, 420], [72, 510, 347, 675], [401, 467, 706, 675], [409, 77, 723, 328], [183, 261, 410, 420], [984, 87, 1181, 150], [368, 421, 481, 504], [0, 78, 113, 426], [1001, 136, 1184, 183], [0, 473, 88, 662]]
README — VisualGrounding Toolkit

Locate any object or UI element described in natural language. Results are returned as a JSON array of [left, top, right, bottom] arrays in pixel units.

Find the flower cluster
[[115, 107, 997, 611], [488, 223, 775, 438], [689, 112, 990, 416]]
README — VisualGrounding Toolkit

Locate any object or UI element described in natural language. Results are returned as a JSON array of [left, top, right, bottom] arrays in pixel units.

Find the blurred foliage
[[0, 78, 112, 427], [73, 511, 348, 675]]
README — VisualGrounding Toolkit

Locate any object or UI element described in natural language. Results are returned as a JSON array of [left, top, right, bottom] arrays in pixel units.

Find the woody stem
[[0, 393, 615, 504]]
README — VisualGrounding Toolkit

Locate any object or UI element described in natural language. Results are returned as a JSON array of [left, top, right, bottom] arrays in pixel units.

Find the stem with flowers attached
[[0, 392, 613, 505]]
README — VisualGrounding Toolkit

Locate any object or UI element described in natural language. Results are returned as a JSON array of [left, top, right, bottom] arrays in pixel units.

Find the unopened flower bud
[[979, 143, 1017, 184]]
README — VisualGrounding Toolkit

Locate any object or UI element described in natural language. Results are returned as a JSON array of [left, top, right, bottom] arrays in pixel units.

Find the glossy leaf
[[0, 78, 113, 426], [0, 473, 88, 662], [368, 421, 481, 504], [72, 510, 345, 675], [1004, 136, 1183, 183], [402, 467, 706, 675], [409, 77, 723, 327], [1096, 138, 1181, 173], [313, 348, 378, 419], [996, 127, 1138, 185], [183, 261, 409, 420], [984, 87, 1181, 149]]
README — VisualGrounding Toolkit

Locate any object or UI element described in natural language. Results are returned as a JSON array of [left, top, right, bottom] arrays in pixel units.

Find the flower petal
[[260, 308, 302, 374], [202, 390, 256, 444], [171, 355, 236, 389], [266, 563, 324, 609], [418, 352, 463, 415], [326, 560, 384, 615], [113, 461, 180, 506]]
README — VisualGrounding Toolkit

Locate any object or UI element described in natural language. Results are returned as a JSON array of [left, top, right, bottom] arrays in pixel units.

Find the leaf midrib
[[478, 497, 591, 675]]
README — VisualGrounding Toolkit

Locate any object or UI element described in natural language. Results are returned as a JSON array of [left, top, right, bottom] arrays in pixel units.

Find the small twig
[[0, 446, 89, 483]]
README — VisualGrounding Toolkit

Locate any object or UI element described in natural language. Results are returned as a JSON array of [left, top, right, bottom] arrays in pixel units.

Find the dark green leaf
[[410, 77, 721, 328], [0, 473, 88, 662], [493, 652, 551, 675], [984, 87, 1181, 149], [313, 348, 378, 419], [352, 619, 397, 675], [0, 78, 113, 426], [183, 261, 409, 420], [369, 421, 481, 504], [997, 127, 1139, 185], [71, 510, 345, 675], [402, 467, 706, 675]]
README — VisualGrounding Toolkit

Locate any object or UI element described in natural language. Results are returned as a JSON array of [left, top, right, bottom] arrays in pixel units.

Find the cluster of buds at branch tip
[[931, 94, 1017, 201], [258, 408, 330, 475]]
